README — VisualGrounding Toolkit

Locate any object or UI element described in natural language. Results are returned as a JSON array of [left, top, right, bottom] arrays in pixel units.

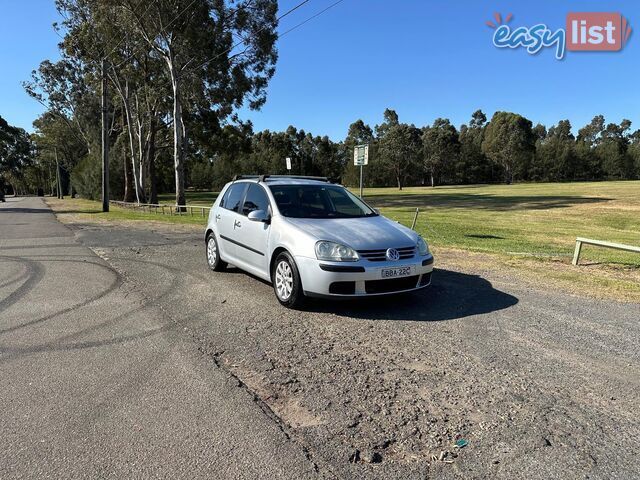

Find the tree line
[[2, 1, 640, 199]]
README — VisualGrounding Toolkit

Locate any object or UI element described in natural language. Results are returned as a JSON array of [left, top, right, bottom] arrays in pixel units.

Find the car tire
[[206, 232, 227, 271], [272, 251, 305, 309]]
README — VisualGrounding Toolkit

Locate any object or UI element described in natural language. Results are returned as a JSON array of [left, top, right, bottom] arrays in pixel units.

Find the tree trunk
[[171, 70, 186, 209], [148, 117, 158, 205], [505, 164, 513, 184], [396, 174, 403, 191], [123, 138, 135, 202], [430, 172, 435, 188], [122, 92, 145, 203]]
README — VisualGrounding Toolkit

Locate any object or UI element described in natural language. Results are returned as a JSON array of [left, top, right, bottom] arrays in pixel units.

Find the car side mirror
[[248, 210, 270, 223]]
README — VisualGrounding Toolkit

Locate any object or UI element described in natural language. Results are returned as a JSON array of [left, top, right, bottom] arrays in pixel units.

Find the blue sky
[[1, 0, 639, 139]]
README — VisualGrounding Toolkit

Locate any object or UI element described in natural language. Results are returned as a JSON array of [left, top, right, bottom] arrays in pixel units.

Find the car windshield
[[269, 184, 378, 219]]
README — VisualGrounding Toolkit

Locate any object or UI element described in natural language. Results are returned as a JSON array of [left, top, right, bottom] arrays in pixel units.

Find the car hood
[[285, 215, 417, 250]]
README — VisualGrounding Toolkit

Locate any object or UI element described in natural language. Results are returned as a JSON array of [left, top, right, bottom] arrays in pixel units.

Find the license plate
[[380, 266, 412, 279]]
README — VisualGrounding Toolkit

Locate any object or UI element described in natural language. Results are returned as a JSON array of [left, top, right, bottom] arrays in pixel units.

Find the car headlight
[[417, 236, 430, 256], [315, 241, 359, 262]]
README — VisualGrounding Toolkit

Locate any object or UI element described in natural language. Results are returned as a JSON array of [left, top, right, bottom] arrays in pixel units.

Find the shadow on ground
[[366, 193, 611, 211], [0, 207, 59, 214], [304, 268, 518, 321]]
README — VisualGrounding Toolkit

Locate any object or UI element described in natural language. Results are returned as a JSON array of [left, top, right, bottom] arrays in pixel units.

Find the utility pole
[[101, 58, 109, 212], [54, 147, 63, 200]]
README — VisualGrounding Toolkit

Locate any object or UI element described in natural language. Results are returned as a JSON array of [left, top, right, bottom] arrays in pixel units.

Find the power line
[[188, 0, 344, 75], [279, 0, 345, 38], [180, 0, 313, 73], [113, 0, 273, 69], [114, 0, 200, 68]]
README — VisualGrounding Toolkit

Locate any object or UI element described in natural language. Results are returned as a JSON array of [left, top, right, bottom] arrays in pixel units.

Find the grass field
[[366, 181, 640, 265], [47, 197, 207, 225], [157, 191, 218, 206], [46, 181, 640, 300]]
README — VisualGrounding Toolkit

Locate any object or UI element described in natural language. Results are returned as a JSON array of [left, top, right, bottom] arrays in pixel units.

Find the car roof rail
[[232, 175, 260, 181], [232, 174, 334, 183], [258, 175, 331, 183]]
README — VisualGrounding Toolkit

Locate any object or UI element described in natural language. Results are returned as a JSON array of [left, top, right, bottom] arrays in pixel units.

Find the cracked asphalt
[[1, 196, 639, 479]]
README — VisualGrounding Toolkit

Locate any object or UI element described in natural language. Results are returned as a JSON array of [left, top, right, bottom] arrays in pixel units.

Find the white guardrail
[[110, 200, 209, 217], [572, 237, 640, 265]]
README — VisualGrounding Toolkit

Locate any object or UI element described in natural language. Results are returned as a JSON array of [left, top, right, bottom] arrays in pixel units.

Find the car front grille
[[365, 275, 420, 294], [357, 246, 416, 262]]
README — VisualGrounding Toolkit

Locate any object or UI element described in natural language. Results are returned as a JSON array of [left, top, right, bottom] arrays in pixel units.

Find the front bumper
[[296, 254, 434, 297]]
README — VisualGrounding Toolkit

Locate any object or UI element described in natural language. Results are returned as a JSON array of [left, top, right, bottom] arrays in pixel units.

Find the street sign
[[286, 157, 292, 170], [354, 144, 369, 198], [354, 144, 369, 166]]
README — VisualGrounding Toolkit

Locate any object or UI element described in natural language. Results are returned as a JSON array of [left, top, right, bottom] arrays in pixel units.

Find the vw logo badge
[[385, 248, 400, 261]]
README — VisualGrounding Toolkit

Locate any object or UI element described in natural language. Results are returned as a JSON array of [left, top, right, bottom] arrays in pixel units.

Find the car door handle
[[234, 220, 241, 229], [215, 214, 221, 221]]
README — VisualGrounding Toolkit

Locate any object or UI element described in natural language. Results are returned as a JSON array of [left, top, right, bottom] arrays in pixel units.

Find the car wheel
[[206, 233, 227, 271], [272, 252, 305, 308]]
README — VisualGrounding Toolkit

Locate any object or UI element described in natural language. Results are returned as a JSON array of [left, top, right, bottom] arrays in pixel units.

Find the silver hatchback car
[[205, 175, 434, 308]]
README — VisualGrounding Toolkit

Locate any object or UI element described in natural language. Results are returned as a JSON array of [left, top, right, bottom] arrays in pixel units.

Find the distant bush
[[71, 154, 101, 200]]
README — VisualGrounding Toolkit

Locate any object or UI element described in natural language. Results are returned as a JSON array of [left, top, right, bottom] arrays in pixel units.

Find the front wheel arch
[[269, 247, 290, 280]]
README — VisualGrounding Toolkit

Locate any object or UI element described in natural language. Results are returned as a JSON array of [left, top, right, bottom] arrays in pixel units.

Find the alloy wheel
[[207, 237, 218, 266], [275, 260, 293, 300]]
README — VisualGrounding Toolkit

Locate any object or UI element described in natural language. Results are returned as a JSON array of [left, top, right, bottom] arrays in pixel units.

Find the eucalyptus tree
[[458, 109, 491, 184], [377, 123, 422, 190], [422, 118, 459, 187], [32, 111, 88, 196], [598, 119, 634, 179], [482, 111, 535, 184], [53, 0, 170, 203], [24, 57, 100, 156], [0, 115, 33, 195], [119, 0, 279, 207]]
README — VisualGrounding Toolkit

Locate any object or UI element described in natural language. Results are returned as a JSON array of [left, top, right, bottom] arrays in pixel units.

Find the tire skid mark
[[0, 256, 45, 314], [0, 306, 175, 362], [0, 258, 122, 335], [104, 254, 210, 283], [0, 258, 190, 361], [0, 265, 31, 290]]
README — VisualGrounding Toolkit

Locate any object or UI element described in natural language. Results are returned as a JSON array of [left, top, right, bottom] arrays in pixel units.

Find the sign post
[[353, 144, 369, 198], [286, 157, 292, 171]]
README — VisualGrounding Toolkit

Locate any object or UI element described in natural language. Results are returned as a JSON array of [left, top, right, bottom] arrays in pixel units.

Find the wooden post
[[411, 208, 420, 230], [572, 239, 583, 265]]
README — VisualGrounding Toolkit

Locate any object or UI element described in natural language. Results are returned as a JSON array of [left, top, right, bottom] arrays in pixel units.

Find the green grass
[[157, 190, 219, 206], [47, 197, 207, 225], [363, 181, 640, 266]]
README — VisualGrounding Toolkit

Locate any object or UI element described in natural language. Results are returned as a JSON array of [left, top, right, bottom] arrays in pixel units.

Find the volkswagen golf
[[205, 175, 434, 308]]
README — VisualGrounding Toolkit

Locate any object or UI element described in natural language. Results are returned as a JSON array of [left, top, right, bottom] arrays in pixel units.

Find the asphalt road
[[2, 197, 639, 479], [0, 197, 319, 479]]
